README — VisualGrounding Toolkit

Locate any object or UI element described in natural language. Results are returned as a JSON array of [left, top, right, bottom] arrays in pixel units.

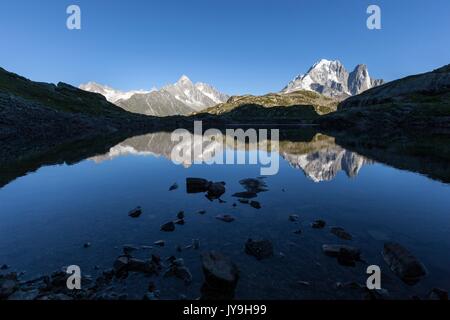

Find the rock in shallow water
[[216, 215, 235, 223], [161, 221, 176, 232], [128, 206, 142, 218], [382, 242, 427, 285], [245, 239, 274, 260], [201, 251, 239, 300], [427, 288, 448, 300], [186, 178, 226, 200], [186, 178, 210, 193], [322, 244, 361, 266], [250, 201, 261, 209], [169, 183, 179, 191], [312, 220, 326, 229], [206, 182, 226, 200], [0, 274, 18, 299], [330, 227, 352, 240], [164, 258, 192, 284]]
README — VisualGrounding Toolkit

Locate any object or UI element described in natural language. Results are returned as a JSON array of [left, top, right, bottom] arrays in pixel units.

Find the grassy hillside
[[199, 90, 338, 122], [0, 67, 128, 116]]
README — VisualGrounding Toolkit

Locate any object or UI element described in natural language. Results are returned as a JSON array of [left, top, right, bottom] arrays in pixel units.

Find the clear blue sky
[[1, 0, 449, 95]]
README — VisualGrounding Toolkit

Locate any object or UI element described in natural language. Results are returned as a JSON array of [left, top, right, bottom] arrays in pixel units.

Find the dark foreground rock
[[128, 206, 142, 218], [382, 242, 427, 285], [322, 244, 361, 266], [186, 178, 210, 193], [186, 178, 226, 200], [245, 239, 274, 260], [169, 183, 179, 191], [0, 273, 18, 299], [427, 288, 448, 300], [161, 221, 176, 232], [330, 227, 353, 240], [201, 251, 239, 300], [312, 220, 326, 229], [216, 215, 235, 223], [250, 201, 262, 209], [163, 258, 192, 285]]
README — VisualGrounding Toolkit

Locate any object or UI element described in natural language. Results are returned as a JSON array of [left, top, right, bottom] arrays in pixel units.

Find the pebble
[[312, 220, 326, 229], [128, 206, 142, 218], [216, 215, 235, 223]]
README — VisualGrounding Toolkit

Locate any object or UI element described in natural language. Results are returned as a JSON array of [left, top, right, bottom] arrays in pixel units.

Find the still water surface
[[0, 130, 449, 299]]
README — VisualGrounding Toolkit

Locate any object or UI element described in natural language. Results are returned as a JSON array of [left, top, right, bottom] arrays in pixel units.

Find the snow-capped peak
[[79, 82, 153, 103], [282, 59, 383, 98], [177, 75, 192, 84]]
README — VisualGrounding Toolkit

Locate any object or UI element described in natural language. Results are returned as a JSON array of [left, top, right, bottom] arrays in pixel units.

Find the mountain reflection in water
[[89, 131, 372, 183]]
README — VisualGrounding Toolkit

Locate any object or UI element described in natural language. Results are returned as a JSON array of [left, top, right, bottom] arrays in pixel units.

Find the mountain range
[[80, 76, 229, 117], [79, 59, 382, 117], [282, 59, 384, 99]]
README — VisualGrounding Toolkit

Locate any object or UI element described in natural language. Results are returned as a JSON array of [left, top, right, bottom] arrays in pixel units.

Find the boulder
[[206, 182, 226, 200], [201, 251, 239, 300], [186, 178, 210, 193], [113, 256, 129, 274], [382, 242, 427, 285], [322, 244, 361, 266]]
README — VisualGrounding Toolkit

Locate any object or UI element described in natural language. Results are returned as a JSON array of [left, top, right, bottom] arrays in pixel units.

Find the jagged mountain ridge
[[80, 76, 229, 117], [283, 59, 384, 98]]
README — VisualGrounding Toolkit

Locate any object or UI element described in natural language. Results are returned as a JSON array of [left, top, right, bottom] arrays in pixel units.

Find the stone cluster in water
[[0, 177, 447, 301]]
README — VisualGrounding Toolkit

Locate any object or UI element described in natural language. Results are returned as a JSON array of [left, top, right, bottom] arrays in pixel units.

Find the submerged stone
[[245, 239, 274, 260], [164, 258, 192, 284], [312, 220, 326, 229], [427, 288, 448, 300], [206, 182, 226, 200], [201, 251, 239, 299], [216, 215, 235, 223], [128, 206, 142, 218], [161, 221, 176, 232], [382, 242, 427, 285], [330, 227, 353, 240], [322, 244, 361, 266], [177, 211, 185, 219], [250, 201, 261, 209]]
